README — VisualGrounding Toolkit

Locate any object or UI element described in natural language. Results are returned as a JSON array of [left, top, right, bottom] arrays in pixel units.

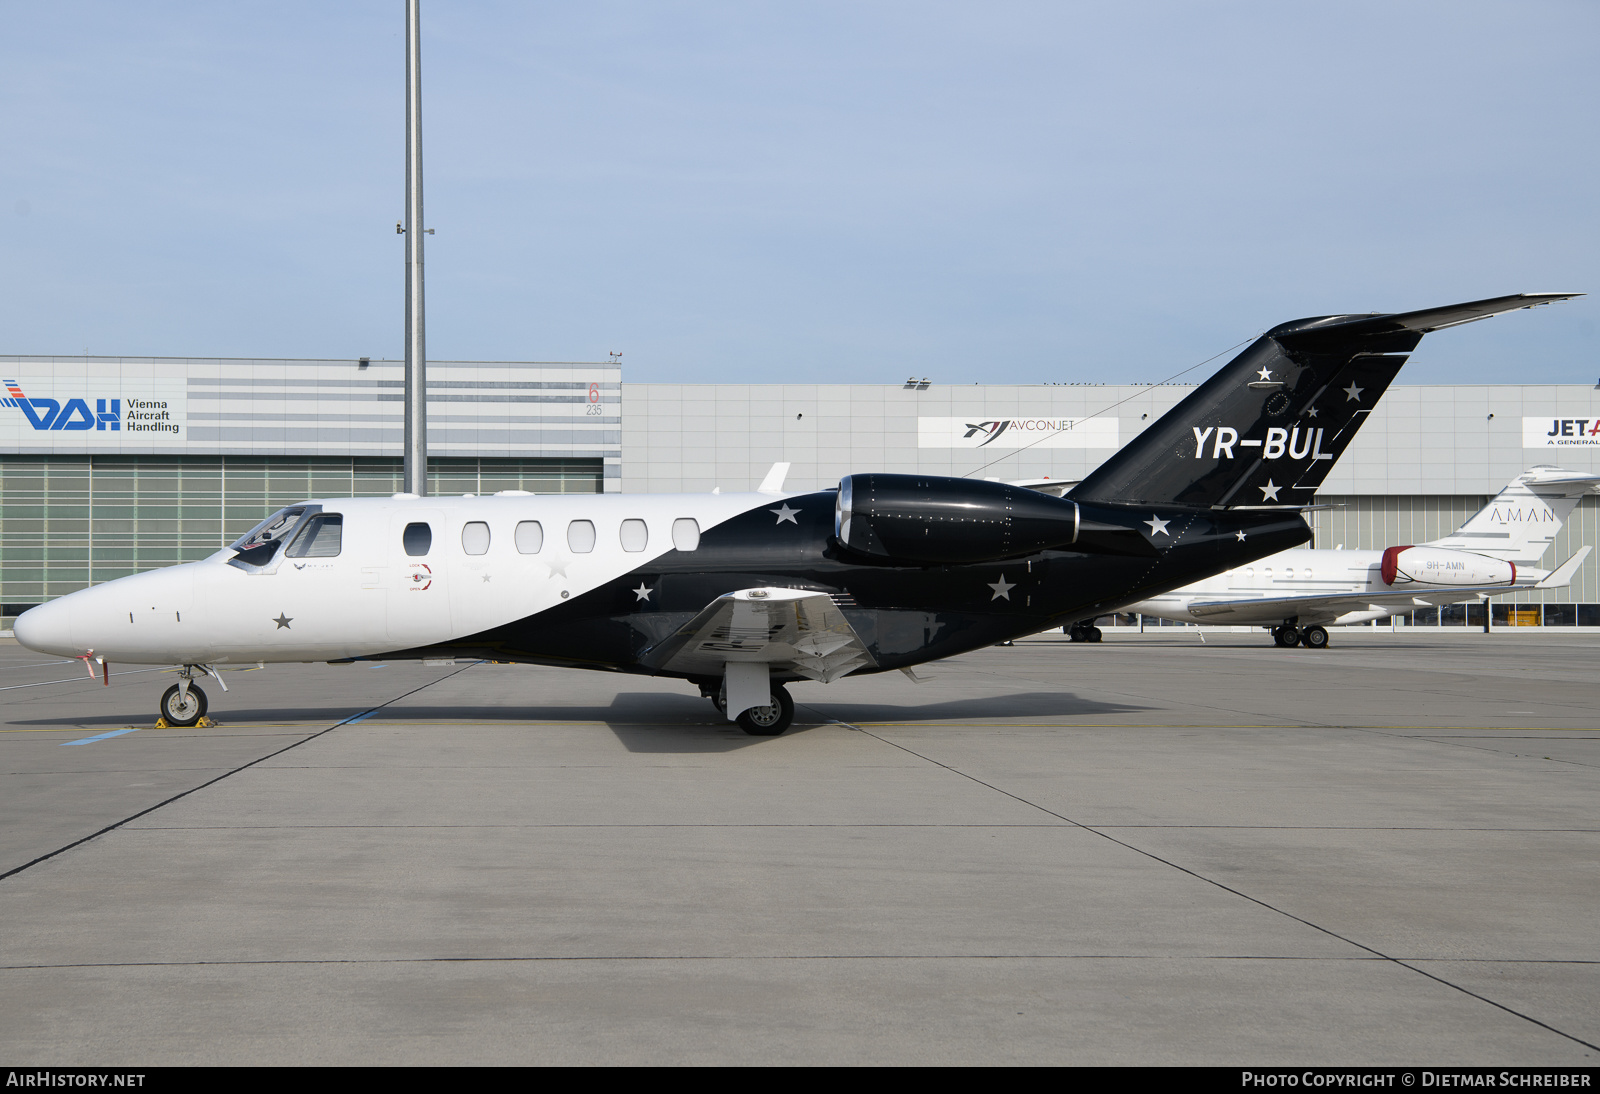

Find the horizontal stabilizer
[[1536, 546, 1591, 590], [1272, 293, 1583, 350]]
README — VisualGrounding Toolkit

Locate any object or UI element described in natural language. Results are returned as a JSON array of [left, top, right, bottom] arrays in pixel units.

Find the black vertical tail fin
[[1069, 293, 1580, 509]]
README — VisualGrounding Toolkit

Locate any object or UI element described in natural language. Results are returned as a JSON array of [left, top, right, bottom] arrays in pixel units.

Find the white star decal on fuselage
[[634, 583, 653, 602], [988, 575, 1015, 600], [1344, 382, 1364, 402], [770, 504, 800, 525], [545, 558, 570, 578], [1236, 530, 1247, 542], [1145, 515, 1170, 537], [1259, 480, 1281, 501]]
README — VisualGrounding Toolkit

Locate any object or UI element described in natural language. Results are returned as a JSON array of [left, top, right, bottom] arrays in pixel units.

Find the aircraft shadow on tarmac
[[12, 689, 1151, 754]]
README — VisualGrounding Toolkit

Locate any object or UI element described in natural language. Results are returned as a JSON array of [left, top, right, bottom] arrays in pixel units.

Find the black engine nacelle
[[834, 474, 1086, 564]]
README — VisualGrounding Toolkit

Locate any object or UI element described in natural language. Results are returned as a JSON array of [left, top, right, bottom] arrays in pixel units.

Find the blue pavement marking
[[341, 709, 381, 725], [62, 727, 141, 747]]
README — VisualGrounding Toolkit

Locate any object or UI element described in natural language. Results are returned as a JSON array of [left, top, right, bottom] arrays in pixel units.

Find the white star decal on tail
[[1256, 367, 1274, 382], [988, 575, 1015, 601], [1259, 480, 1281, 501], [1344, 382, 1364, 402], [1145, 515, 1170, 537], [770, 504, 800, 525]]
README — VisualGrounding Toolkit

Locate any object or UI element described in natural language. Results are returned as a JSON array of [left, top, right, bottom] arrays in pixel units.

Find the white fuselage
[[13, 491, 782, 665]]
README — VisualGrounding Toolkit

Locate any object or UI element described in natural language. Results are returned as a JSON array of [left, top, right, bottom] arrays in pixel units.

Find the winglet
[[1536, 546, 1591, 590], [758, 462, 792, 493]]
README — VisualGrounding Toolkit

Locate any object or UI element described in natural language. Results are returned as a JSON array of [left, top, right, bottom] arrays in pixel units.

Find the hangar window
[[515, 520, 543, 554], [287, 514, 343, 558], [461, 521, 490, 555], [567, 519, 596, 553], [403, 522, 432, 557], [672, 518, 700, 552], [620, 518, 648, 552]]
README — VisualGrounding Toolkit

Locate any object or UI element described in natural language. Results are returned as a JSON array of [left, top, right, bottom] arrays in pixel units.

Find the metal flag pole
[[402, 0, 428, 496]]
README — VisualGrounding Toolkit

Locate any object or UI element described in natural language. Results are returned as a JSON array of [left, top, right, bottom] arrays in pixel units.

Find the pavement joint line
[[1, 954, 1596, 973], [113, 822, 1600, 832], [0, 666, 171, 692], [813, 703, 1600, 1056], [0, 662, 479, 886]]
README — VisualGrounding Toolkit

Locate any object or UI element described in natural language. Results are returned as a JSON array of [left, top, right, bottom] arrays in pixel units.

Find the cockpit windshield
[[228, 505, 316, 571]]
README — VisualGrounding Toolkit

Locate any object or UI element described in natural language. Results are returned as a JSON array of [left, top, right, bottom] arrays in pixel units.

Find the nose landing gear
[[157, 665, 227, 727], [160, 682, 208, 727]]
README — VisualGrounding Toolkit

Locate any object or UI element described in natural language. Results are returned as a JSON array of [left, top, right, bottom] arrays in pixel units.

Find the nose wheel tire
[[160, 683, 208, 727], [735, 684, 794, 736], [1301, 625, 1330, 649]]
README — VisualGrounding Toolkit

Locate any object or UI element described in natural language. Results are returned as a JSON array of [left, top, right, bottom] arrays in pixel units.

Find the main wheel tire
[[160, 682, 207, 727], [1273, 626, 1299, 648], [1302, 625, 1329, 649], [1088, 626, 1103, 643], [735, 684, 794, 736]]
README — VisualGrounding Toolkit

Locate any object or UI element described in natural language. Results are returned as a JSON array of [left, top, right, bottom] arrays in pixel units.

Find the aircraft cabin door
[[386, 510, 453, 648]]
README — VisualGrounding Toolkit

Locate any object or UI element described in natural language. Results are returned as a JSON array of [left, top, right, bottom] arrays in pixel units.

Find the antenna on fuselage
[[402, 0, 428, 496]]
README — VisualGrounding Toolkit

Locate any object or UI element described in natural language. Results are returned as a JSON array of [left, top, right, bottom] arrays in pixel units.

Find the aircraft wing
[[639, 587, 877, 682]]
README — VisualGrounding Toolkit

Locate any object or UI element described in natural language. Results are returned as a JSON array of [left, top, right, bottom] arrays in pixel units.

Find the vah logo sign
[[918, 416, 1119, 449], [1, 378, 186, 442], [1523, 416, 1600, 448]]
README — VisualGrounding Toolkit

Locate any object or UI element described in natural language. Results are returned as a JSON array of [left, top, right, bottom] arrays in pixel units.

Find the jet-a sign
[[1524, 417, 1600, 448]]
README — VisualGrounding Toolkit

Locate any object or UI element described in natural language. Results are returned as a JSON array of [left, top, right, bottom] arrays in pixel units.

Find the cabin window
[[286, 514, 343, 558], [515, 520, 543, 554], [567, 519, 596, 553], [461, 521, 490, 555], [403, 522, 432, 557], [672, 518, 700, 552], [620, 518, 648, 552]]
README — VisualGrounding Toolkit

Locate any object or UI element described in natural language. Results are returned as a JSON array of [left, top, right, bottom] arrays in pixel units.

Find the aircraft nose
[[13, 598, 79, 657]]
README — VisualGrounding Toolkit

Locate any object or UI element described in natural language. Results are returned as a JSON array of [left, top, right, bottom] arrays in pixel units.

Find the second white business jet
[[1113, 465, 1598, 647]]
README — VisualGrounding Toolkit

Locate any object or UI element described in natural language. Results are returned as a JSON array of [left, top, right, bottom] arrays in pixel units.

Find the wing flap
[[641, 588, 876, 682]]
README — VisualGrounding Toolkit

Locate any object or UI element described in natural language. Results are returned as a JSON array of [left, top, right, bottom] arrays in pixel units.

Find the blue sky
[[2, 2, 1595, 385]]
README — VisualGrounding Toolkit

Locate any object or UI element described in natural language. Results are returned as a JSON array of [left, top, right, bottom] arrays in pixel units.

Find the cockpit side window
[[403, 522, 433, 557], [286, 514, 343, 558]]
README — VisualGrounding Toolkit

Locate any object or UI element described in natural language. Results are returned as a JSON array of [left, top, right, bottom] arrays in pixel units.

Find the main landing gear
[[1066, 622, 1103, 643], [699, 679, 796, 736], [1271, 624, 1329, 650], [158, 665, 226, 727]]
